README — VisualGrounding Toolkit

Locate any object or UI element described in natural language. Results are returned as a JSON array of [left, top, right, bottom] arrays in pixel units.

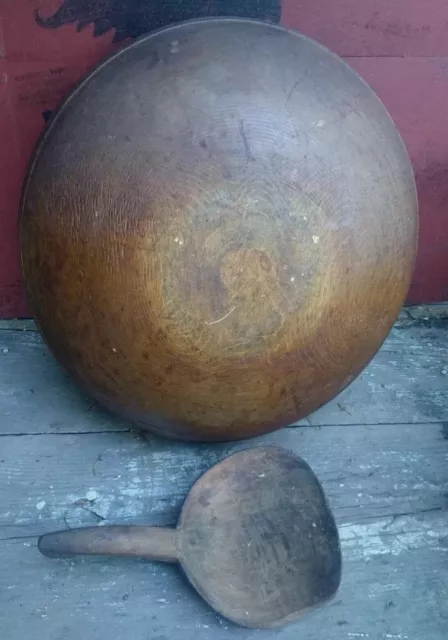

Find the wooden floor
[[0, 306, 447, 640]]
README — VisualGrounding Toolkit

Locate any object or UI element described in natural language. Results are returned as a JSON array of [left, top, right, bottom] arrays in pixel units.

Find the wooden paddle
[[38, 446, 341, 628]]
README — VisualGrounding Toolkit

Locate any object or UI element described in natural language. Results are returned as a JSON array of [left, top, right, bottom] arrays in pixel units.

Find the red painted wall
[[0, 0, 447, 317]]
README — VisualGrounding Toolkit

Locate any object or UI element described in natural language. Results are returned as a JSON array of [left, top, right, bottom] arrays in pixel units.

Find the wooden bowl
[[20, 18, 418, 441]]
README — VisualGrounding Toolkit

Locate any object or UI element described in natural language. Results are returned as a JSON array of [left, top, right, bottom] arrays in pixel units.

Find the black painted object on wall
[[35, 0, 282, 41]]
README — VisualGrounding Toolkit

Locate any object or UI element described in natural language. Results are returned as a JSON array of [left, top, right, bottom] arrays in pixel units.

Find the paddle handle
[[38, 525, 179, 563]]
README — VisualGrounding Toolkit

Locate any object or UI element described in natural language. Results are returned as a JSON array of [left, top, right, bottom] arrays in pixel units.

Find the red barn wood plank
[[0, 0, 119, 318], [282, 0, 448, 57], [0, 71, 27, 317], [348, 56, 448, 304], [0, 0, 121, 63]]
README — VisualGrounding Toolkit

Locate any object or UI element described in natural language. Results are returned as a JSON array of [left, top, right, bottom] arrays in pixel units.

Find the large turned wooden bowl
[[21, 18, 418, 441]]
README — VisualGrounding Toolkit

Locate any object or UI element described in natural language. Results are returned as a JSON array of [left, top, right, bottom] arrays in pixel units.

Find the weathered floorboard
[[0, 313, 447, 639], [0, 425, 447, 639], [0, 316, 447, 435], [1, 509, 447, 640], [1, 423, 447, 539]]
